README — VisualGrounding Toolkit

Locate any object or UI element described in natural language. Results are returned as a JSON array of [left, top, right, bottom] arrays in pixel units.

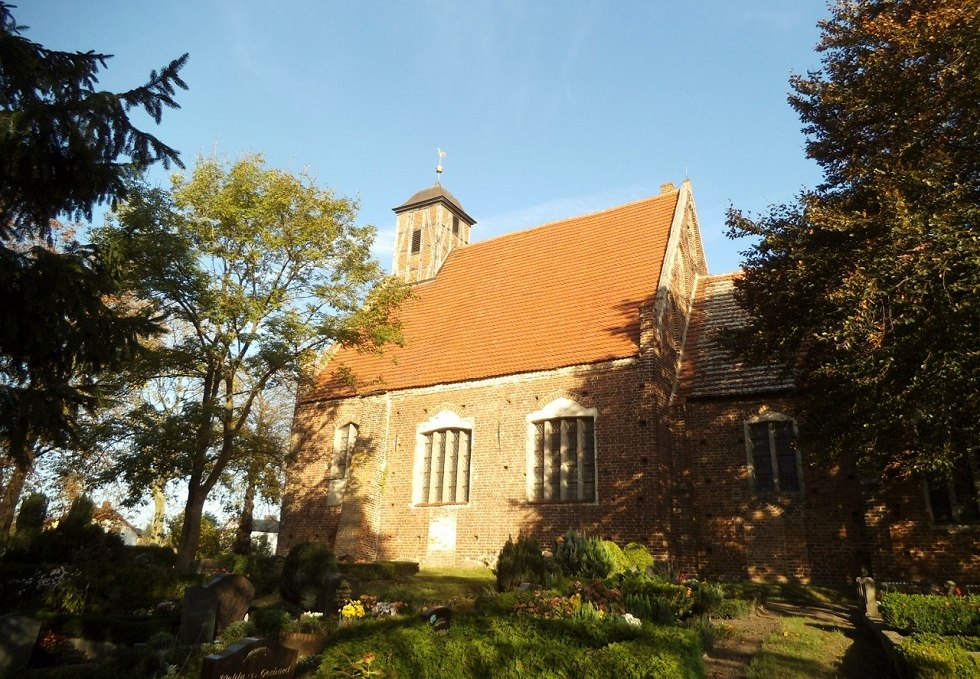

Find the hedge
[[880, 593, 980, 635], [897, 633, 980, 679]]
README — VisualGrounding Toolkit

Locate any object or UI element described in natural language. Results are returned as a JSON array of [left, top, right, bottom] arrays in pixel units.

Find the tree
[[726, 0, 979, 480], [0, 2, 187, 540], [100, 154, 410, 571], [222, 388, 293, 556]]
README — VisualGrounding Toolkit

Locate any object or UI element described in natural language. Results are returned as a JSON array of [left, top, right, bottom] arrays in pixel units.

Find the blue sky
[[17, 0, 831, 275]]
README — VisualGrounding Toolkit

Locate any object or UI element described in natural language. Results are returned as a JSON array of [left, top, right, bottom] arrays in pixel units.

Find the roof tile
[[308, 190, 680, 398]]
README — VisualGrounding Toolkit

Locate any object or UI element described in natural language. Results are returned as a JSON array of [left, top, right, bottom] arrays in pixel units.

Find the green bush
[[219, 619, 256, 645], [124, 544, 177, 568], [623, 543, 655, 573], [339, 560, 421, 581], [15, 492, 48, 536], [880, 593, 980, 635], [250, 606, 292, 635], [897, 633, 980, 679], [621, 574, 695, 623], [231, 553, 279, 596], [714, 598, 753, 619], [554, 529, 612, 580], [601, 540, 631, 576], [689, 580, 725, 618], [495, 533, 548, 591], [279, 541, 339, 609]]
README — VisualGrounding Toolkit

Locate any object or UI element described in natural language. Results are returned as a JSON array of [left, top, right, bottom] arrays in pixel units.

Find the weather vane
[[436, 147, 446, 183]]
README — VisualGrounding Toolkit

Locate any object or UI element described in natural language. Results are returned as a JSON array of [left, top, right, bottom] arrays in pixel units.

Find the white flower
[[621, 613, 642, 627]]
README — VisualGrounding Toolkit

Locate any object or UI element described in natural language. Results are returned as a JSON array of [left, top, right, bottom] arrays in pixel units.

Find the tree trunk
[[175, 484, 207, 572], [232, 474, 256, 556], [149, 482, 167, 544], [0, 461, 31, 544]]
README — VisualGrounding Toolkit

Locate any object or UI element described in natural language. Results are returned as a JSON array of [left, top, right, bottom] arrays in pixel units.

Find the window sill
[[415, 502, 468, 508], [526, 499, 598, 506]]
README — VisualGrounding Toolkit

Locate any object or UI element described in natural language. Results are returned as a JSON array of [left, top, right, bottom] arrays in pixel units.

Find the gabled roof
[[305, 187, 682, 400], [678, 273, 794, 398]]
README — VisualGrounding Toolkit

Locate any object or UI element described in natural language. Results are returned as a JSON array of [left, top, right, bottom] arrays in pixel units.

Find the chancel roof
[[305, 187, 682, 400], [678, 273, 794, 398]]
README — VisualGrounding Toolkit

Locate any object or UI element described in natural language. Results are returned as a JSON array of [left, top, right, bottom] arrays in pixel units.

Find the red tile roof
[[678, 273, 793, 397], [307, 189, 681, 399]]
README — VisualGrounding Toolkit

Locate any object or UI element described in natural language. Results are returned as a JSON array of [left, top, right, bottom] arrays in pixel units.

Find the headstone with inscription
[[209, 574, 255, 636], [179, 584, 218, 644], [200, 637, 297, 679]]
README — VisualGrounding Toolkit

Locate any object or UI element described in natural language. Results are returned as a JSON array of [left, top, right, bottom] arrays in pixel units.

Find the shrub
[[689, 580, 725, 618], [495, 533, 548, 591], [124, 544, 177, 568], [897, 633, 980, 679], [880, 593, 980, 635], [15, 492, 48, 536], [601, 540, 631, 576], [714, 598, 753, 619], [554, 529, 612, 580], [339, 560, 420, 581], [623, 542, 655, 574], [279, 541, 339, 609], [250, 606, 292, 636], [621, 574, 695, 622], [231, 553, 279, 596], [219, 619, 255, 645]]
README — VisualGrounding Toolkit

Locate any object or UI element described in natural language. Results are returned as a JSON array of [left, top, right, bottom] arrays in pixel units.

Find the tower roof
[[394, 184, 475, 224]]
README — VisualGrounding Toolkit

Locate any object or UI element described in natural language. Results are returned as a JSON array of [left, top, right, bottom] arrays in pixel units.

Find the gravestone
[[0, 615, 41, 676], [208, 574, 255, 636], [422, 606, 451, 634], [855, 576, 879, 618], [179, 584, 218, 644], [316, 573, 359, 613], [201, 637, 297, 679]]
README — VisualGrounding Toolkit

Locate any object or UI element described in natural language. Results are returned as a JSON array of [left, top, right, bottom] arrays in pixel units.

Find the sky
[[14, 0, 833, 525], [16, 0, 832, 275]]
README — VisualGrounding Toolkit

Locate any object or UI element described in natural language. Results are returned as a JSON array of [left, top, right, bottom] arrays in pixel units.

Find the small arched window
[[744, 415, 801, 493]]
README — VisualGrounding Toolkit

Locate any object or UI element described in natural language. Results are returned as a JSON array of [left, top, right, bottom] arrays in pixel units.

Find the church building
[[278, 179, 979, 585]]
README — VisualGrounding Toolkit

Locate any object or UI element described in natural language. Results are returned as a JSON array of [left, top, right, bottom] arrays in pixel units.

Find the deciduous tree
[[100, 155, 410, 570], [727, 0, 979, 479]]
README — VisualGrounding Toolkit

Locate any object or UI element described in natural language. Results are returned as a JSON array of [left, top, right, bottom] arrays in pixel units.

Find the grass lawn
[[746, 616, 851, 679], [364, 566, 495, 609]]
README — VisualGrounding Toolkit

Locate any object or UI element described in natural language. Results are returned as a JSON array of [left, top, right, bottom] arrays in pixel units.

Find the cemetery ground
[[1, 519, 921, 679], [2, 519, 975, 678]]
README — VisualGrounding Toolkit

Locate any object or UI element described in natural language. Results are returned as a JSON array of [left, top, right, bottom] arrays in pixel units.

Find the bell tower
[[392, 151, 475, 283]]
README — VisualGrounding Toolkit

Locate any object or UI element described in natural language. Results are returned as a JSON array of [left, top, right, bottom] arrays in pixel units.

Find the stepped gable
[[678, 273, 793, 397], [306, 189, 681, 400]]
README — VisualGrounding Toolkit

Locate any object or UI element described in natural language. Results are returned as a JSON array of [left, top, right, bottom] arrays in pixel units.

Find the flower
[[621, 613, 642, 627], [341, 599, 366, 620]]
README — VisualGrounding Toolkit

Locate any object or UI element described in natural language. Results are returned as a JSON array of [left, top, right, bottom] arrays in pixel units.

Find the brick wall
[[864, 481, 980, 582], [673, 395, 868, 584], [280, 359, 681, 566]]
